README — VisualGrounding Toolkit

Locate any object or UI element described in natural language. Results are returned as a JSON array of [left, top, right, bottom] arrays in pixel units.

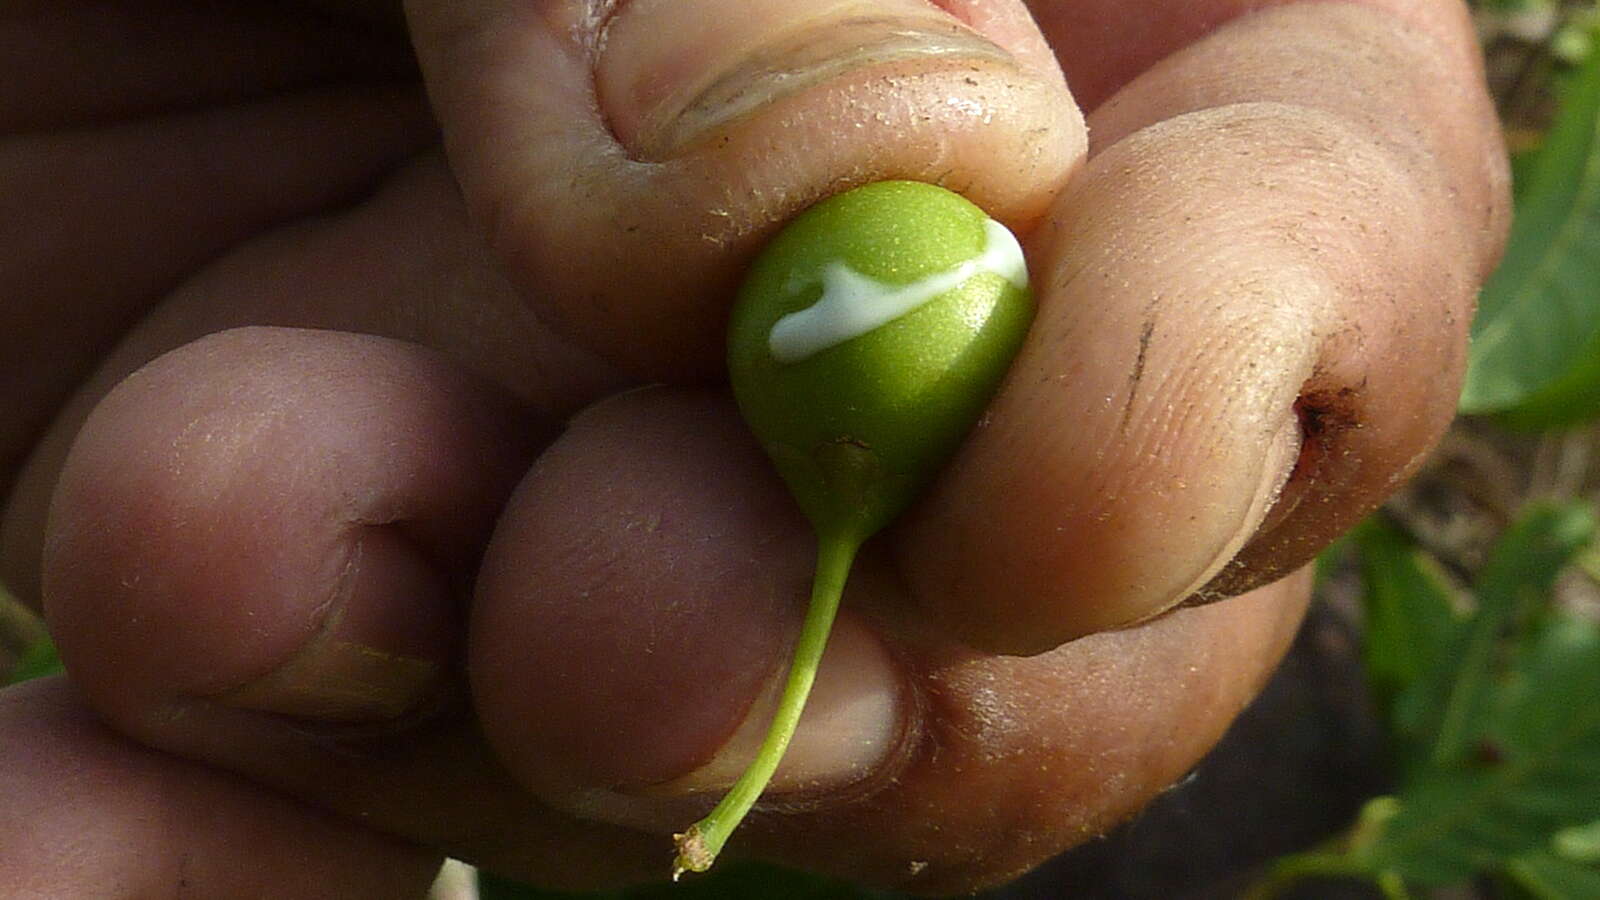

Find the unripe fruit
[[674, 181, 1033, 876], [728, 180, 1033, 544]]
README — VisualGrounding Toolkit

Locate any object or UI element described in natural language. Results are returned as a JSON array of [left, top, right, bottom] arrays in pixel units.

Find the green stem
[[1237, 850, 1373, 900], [1576, 544, 1600, 586], [673, 530, 861, 878], [1376, 871, 1414, 900]]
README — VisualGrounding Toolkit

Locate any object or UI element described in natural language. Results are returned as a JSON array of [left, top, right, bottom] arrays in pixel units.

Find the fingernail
[[646, 611, 904, 796], [219, 632, 437, 723], [1174, 416, 1302, 605], [597, 0, 1013, 160], [216, 534, 452, 723]]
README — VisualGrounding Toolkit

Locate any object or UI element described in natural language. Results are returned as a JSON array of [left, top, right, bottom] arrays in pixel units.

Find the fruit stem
[[672, 529, 862, 878]]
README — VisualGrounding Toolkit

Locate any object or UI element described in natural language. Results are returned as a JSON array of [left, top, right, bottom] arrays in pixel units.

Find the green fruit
[[728, 180, 1034, 545], [673, 181, 1033, 877]]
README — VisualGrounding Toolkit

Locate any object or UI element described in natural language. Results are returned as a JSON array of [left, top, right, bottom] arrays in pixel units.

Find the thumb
[[403, 0, 1084, 379]]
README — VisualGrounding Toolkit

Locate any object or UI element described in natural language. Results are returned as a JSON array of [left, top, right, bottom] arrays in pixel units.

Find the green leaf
[[1552, 818, 1600, 863], [5, 636, 61, 685], [1352, 517, 1463, 739], [1357, 614, 1600, 885], [1460, 41, 1600, 425], [1508, 851, 1600, 899], [478, 862, 900, 900], [1393, 503, 1594, 770], [1476, 0, 1555, 13]]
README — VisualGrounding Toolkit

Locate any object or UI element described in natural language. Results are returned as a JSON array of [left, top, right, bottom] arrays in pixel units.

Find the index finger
[[900, 0, 1509, 652]]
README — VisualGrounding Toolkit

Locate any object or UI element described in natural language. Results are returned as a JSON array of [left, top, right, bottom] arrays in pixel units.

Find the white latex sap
[[768, 218, 1026, 364]]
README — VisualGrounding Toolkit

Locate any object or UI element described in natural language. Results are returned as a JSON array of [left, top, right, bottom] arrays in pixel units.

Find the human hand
[[0, 0, 1506, 896]]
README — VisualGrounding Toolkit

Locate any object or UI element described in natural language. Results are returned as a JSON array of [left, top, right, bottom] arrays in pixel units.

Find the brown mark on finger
[[1176, 378, 1365, 613], [1120, 314, 1157, 432], [1289, 380, 1365, 494], [1254, 379, 1365, 553]]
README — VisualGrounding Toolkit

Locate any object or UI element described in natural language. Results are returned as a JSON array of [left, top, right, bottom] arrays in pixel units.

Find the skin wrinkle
[[1026, 0, 1488, 114], [620, 16, 1013, 160], [1099, 128, 1317, 445], [851, 580, 1307, 892], [3, 152, 617, 610], [3, 678, 443, 897], [586, 0, 626, 52], [0, 84, 430, 474], [1085, 3, 1504, 268]]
